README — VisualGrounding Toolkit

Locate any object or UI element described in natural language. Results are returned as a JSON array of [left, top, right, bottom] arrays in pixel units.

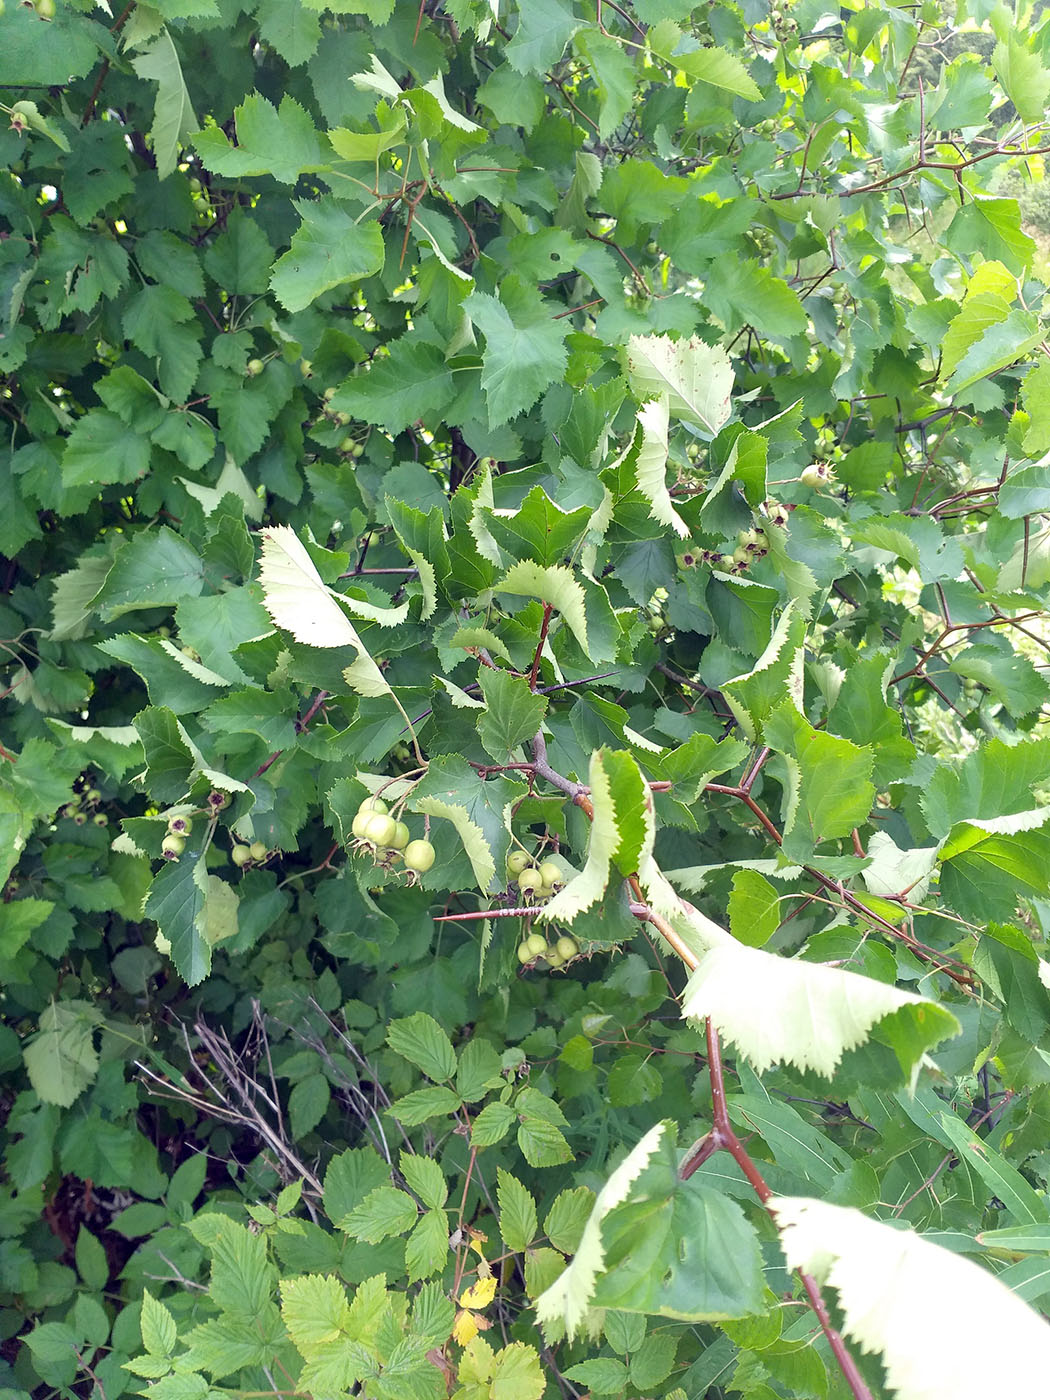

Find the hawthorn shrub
[[4, 0, 1050, 1397]]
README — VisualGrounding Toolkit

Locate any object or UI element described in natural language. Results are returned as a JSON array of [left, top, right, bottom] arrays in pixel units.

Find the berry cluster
[[59, 778, 108, 829], [351, 795, 435, 881]]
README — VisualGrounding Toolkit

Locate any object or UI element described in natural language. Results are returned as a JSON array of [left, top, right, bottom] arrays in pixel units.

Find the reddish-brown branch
[[529, 604, 554, 691]]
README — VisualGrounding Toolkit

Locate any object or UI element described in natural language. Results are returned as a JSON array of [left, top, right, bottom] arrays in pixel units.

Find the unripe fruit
[[62, 803, 79, 819], [209, 790, 230, 809], [335, 411, 352, 426], [507, 849, 532, 876], [162, 834, 185, 859], [556, 935, 578, 960], [247, 358, 265, 377], [517, 868, 543, 894], [188, 177, 202, 194], [86, 787, 101, 803], [300, 359, 312, 377], [363, 813, 397, 847], [546, 949, 564, 968], [403, 839, 436, 874], [358, 796, 388, 816], [323, 386, 337, 401], [538, 861, 563, 890], [732, 546, 751, 566], [36, 0, 55, 17], [526, 933, 548, 956], [339, 436, 355, 454], [800, 464, 829, 489], [249, 840, 268, 861], [517, 941, 534, 964], [168, 816, 192, 836], [73, 812, 87, 826], [351, 811, 374, 840], [231, 843, 252, 867], [93, 813, 109, 828], [389, 820, 410, 851]]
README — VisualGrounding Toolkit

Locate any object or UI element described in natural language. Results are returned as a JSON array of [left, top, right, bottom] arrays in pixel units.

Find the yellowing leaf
[[459, 1276, 497, 1309]]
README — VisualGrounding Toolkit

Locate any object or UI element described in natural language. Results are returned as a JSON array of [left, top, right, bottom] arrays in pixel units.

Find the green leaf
[[575, 30, 636, 139], [23, 1000, 102, 1108], [270, 201, 385, 312], [626, 333, 734, 437], [94, 527, 205, 619], [332, 339, 455, 435], [144, 845, 211, 985], [62, 410, 151, 488], [517, 1116, 573, 1168], [281, 1273, 350, 1350], [949, 644, 1049, 718], [498, 1169, 539, 1252], [323, 1147, 390, 1229], [130, 29, 198, 180], [992, 34, 1050, 123], [679, 914, 960, 1079], [634, 397, 689, 538], [405, 1207, 449, 1281], [141, 1292, 178, 1358], [134, 705, 197, 803], [289, 1073, 331, 1138], [257, 526, 391, 697], [464, 279, 569, 427], [564, 1358, 629, 1393], [399, 1154, 448, 1211], [944, 198, 1035, 276], [477, 668, 548, 762], [343, 1186, 418, 1243], [195, 93, 330, 184], [208, 1218, 277, 1314], [505, 0, 582, 73], [727, 869, 781, 948], [495, 561, 589, 656], [254, 0, 320, 66], [387, 1085, 463, 1125], [703, 260, 808, 341], [387, 1012, 457, 1082], [74, 1226, 109, 1291], [763, 700, 875, 859]]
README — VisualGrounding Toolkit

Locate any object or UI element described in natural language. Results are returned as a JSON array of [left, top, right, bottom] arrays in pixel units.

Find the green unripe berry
[[168, 816, 192, 837], [389, 820, 410, 851], [556, 936, 578, 960], [403, 839, 436, 874], [93, 813, 109, 828], [247, 358, 265, 377], [507, 849, 532, 876], [86, 787, 101, 803], [517, 941, 534, 964], [162, 834, 185, 859], [249, 840, 268, 861], [538, 861, 563, 890], [209, 790, 230, 810], [351, 810, 374, 840], [800, 464, 828, 489], [73, 812, 87, 826], [516, 868, 543, 894], [363, 813, 397, 847], [36, 0, 55, 18], [358, 796, 389, 816], [526, 933, 548, 956], [545, 949, 564, 968], [231, 843, 252, 867], [62, 803, 80, 819]]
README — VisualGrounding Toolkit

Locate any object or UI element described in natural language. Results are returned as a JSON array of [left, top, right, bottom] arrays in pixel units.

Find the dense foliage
[[5, 0, 1050, 1396]]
